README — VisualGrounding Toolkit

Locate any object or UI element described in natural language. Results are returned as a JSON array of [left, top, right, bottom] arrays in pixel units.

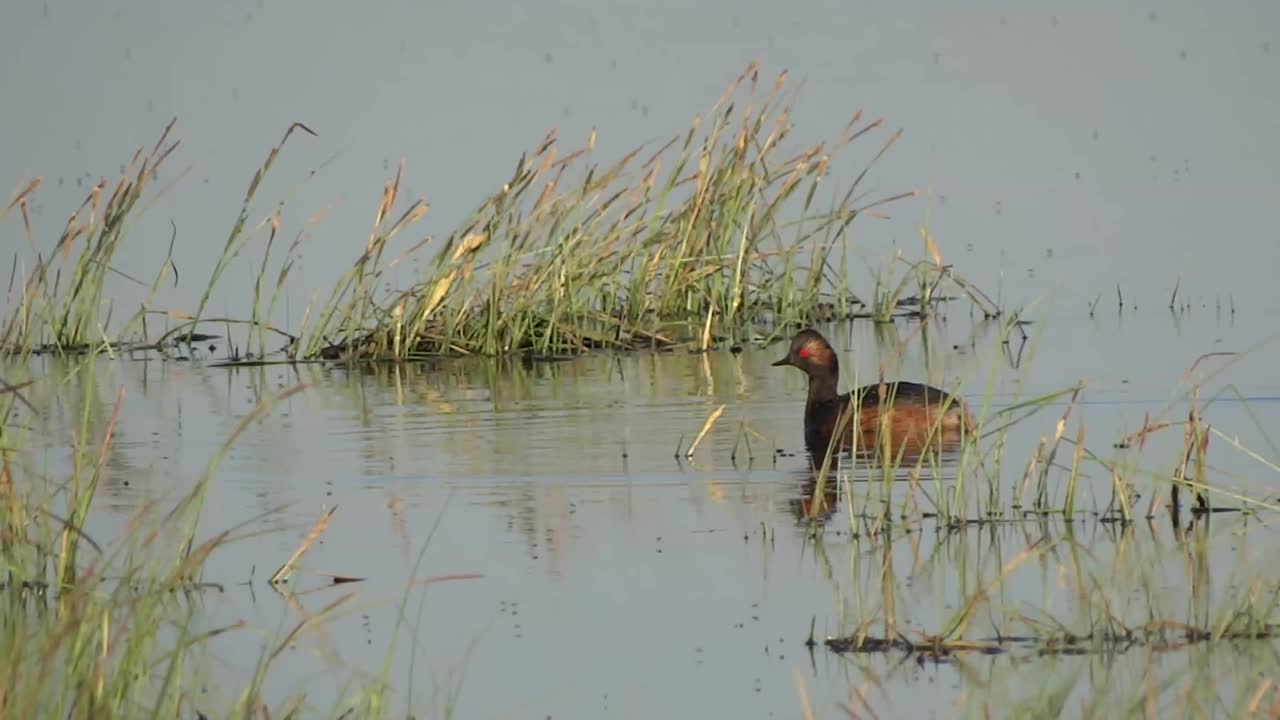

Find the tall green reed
[[0, 355, 315, 719], [1, 121, 181, 357]]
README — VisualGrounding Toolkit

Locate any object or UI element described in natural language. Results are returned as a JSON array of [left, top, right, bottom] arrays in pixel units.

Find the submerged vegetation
[[797, 513, 1280, 718], [762, 322, 1280, 716], [668, 309, 1280, 714]]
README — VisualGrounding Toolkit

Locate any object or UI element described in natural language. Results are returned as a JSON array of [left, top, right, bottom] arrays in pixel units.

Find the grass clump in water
[[305, 64, 1000, 359], [1, 121, 182, 358], [2, 64, 996, 361]]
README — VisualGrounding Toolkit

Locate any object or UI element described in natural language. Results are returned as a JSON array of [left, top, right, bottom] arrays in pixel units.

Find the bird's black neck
[[805, 366, 841, 406]]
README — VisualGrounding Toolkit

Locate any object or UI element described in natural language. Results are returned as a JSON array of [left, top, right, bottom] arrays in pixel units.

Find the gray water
[[5, 1, 1280, 717], [4, 0, 1280, 320], [12, 311, 1280, 717]]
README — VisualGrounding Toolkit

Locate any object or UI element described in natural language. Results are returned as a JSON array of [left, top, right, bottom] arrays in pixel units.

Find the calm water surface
[[11, 310, 1280, 717]]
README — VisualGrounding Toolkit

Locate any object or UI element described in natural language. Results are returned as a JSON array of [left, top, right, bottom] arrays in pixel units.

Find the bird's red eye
[[798, 347, 810, 358]]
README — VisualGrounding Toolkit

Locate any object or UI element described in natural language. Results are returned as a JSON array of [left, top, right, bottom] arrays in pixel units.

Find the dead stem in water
[[270, 504, 338, 585]]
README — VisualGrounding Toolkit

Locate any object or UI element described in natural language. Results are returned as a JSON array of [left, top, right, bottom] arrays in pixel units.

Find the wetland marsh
[[4, 2, 1280, 718]]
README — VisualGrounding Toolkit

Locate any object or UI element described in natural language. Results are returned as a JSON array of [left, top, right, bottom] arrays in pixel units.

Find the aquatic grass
[[0, 360, 443, 719], [1, 120, 325, 363], [863, 249, 1000, 324], [301, 64, 917, 358], [780, 270, 1051, 536], [4, 64, 1006, 364], [818, 518, 1280, 662], [767, 320, 1280, 718], [0, 357, 236, 719], [779, 377, 1280, 719], [187, 122, 318, 348], [1, 121, 182, 358], [796, 313, 1049, 531], [6, 370, 399, 718], [5, 61, 1280, 718], [785, 304, 1280, 539]]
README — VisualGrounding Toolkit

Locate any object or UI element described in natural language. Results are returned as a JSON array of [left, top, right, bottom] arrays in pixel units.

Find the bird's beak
[[771, 356, 791, 367]]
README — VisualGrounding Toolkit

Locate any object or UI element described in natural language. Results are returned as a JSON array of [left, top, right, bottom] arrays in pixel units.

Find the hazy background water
[[5, 0, 1280, 717], [4, 0, 1279, 321]]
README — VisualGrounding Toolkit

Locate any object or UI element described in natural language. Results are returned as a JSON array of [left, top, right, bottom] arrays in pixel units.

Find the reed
[[810, 514, 1280, 714], [301, 65, 927, 359], [3, 64, 1001, 363], [0, 357, 471, 718], [1, 121, 181, 357], [774, 305, 1279, 539], [752, 313, 1280, 714], [0, 354, 242, 718]]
